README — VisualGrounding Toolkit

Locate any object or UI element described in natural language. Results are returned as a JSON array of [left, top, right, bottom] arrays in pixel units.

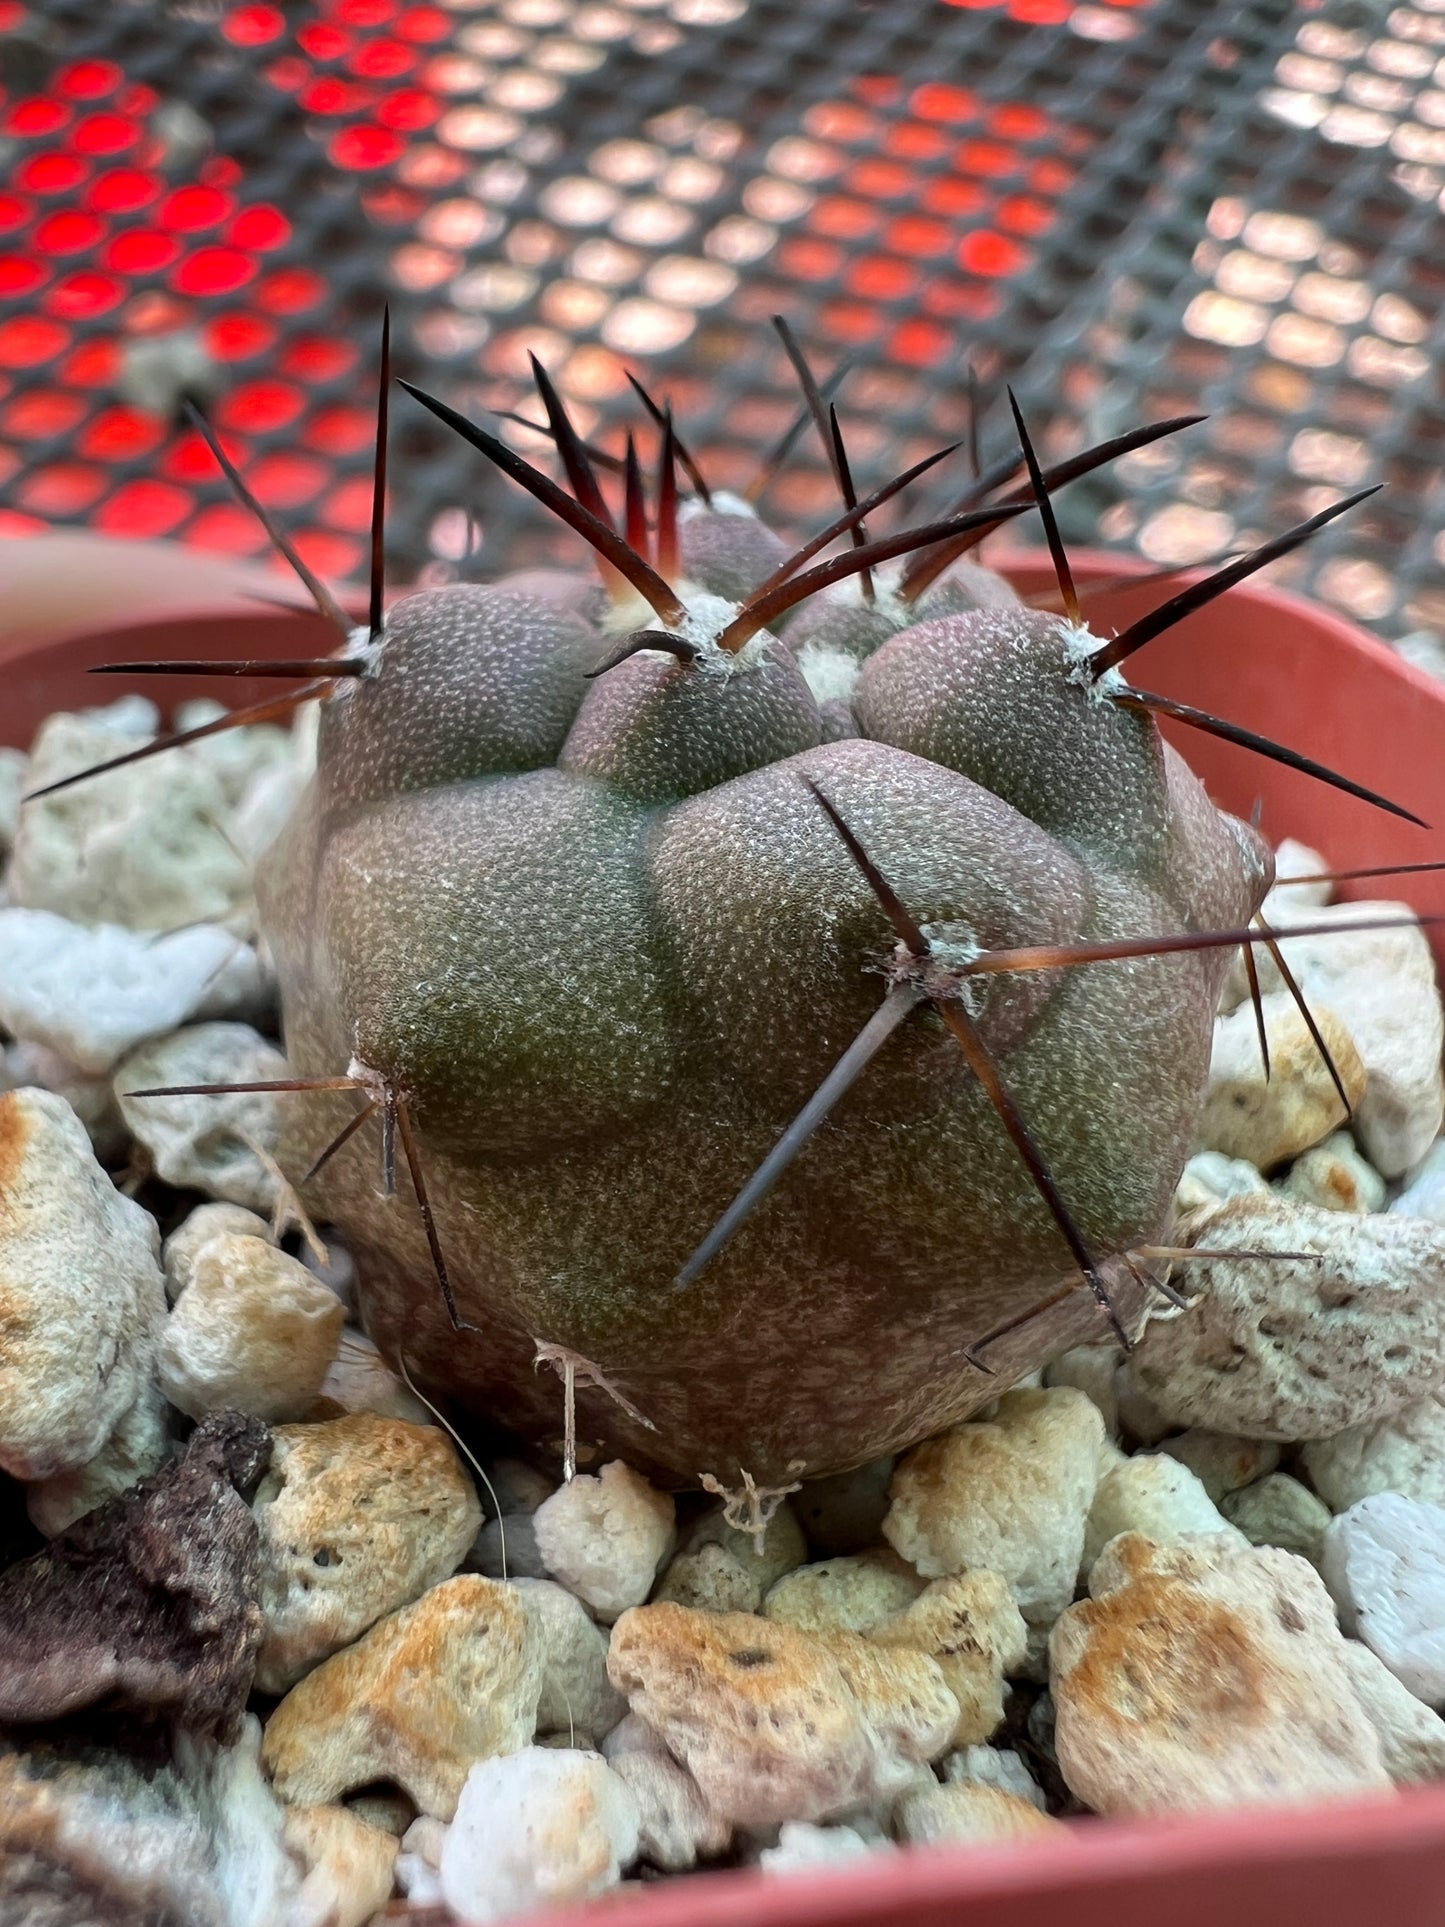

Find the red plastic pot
[[4, 532, 1445, 1924]]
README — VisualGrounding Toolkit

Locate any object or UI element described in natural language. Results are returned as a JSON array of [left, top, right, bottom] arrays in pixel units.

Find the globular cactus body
[[257, 460, 1271, 1487]]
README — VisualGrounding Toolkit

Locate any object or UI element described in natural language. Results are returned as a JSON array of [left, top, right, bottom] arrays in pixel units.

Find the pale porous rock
[[253, 1414, 482, 1693], [1173, 1151, 1269, 1220], [1082, 1457, 1243, 1572], [607, 1603, 957, 1828], [653, 1539, 765, 1613], [158, 1234, 345, 1425], [3, 1038, 124, 1158], [0, 1088, 165, 1481], [395, 1815, 446, 1905], [1340, 1640, 1445, 1783], [895, 1783, 1066, 1846], [438, 1748, 639, 1924], [0, 1714, 298, 1927], [1391, 1138, 1445, 1226], [794, 1456, 895, 1556], [869, 1571, 1027, 1747], [1322, 1494, 1445, 1706], [1303, 1392, 1445, 1511], [262, 1576, 543, 1818], [511, 1577, 626, 1743], [884, 1388, 1107, 1625], [1278, 1132, 1387, 1215], [599, 1711, 668, 1762], [1199, 991, 1365, 1171], [26, 1379, 172, 1538], [1128, 1196, 1445, 1441], [1156, 1431, 1281, 1505], [609, 1747, 732, 1870], [757, 1822, 887, 1873], [313, 1329, 434, 1426], [175, 699, 297, 810], [1044, 1346, 1120, 1437], [941, 1745, 1047, 1810], [532, 1460, 675, 1622], [655, 1498, 807, 1614], [10, 702, 254, 933], [1051, 1532, 1389, 1815], [0, 744, 26, 854], [163, 1202, 275, 1304], [116, 1023, 289, 1212], [1250, 901, 1445, 1177], [1263, 838, 1331, 914], [1221, 1475, 1333, 1568], [763, 1549, 926, 1637], [0, 908, 266, 1073], [282, 1803, 398, 1927]]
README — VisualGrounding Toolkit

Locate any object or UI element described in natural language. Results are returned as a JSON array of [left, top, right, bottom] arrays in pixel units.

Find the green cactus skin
[[256, 482, 1271, 1490]]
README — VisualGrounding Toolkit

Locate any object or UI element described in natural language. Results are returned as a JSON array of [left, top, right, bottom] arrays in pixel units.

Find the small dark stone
[[0, 1412, 271, 1742]]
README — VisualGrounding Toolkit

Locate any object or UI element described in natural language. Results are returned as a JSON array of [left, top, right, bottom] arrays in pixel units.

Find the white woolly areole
[[797, 642, 862, 706], [679, 489, 757, 521], [603, 586, 774, 676], [818, 562, 908, 614], [1060, 616, 1128, 703]]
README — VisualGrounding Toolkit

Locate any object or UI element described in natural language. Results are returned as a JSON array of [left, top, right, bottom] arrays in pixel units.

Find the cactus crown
[[47, 313, 1429, 1486]]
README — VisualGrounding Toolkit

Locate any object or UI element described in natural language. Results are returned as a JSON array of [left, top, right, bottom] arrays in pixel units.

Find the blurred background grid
[[2, 0, 1444, 653]]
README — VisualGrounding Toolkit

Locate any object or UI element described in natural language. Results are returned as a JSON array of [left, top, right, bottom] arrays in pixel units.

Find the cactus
[[51, 320, 1418, 1493]]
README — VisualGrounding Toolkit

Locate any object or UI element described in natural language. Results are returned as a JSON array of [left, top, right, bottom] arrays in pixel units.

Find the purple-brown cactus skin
[[256, 472, 1274, 1489]]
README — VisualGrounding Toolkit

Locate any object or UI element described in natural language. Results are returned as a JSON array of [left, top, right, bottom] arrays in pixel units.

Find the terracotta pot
[[5, 531, 1444, 1922]]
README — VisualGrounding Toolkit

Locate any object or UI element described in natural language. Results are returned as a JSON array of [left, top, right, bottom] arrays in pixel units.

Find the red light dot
[[0, 317, 68, 366], [955, 139, 1019, 178], [891, 317, 952, 366], [394, 5, 449, 40], [0, 256, 48, 297], [227, 204, 291, 250], [104, 230, 180, 273], [324, 475, 377, 531], [95, 479, 191, 538], [302, 77, 373, 115], [298, 21, 353, 57], [911, 83, 980, 123], [62, 339, 121, 385], [159, 184, 234, 232], [44, 270, 124, 318], [254, 266, 326, 314], [349, 38, 416, 78], [811, 196, 880, 241], [264, 55, 309, 91], [921, 177, 986, 217], [377, 88, 439, 131], [886, 214, 952, 257], [162, 426, 251, 482], [19, 461, 106, 514], [777, 236, 845, 280], [362, 183, 425, 225], [308, 403, 375, 456], [290, 528, 362, 580], [16, 152, 87, 194], [7, 100, 71, 137], [885, 122, 951, 160], [941, 0, 1003, 8], [991, 103, 1052, 139], [957, 228, 1031, 276], [846, 157, 913, 200], [1009, 0, 1072, 20], [172, 246, 256, 297], [247, 450, 328, 508], [57, 59, 123, 100], [0, 509, 49, 538], [115, 82, 158, 117], [219, 377, 305, 433], [185, 501, 268, 555], [204, 156, 244, 189], [87, 166, 160, 213], [1030, 157, 1075, 194], [998, 193, 1055, 236], [3, 390, 86, 439], [328, 124, 404, 169], [34, 210, 104, 254], [338, 0, 398, 18], [71, 113, 137, 156], [0, 195, 31, 235], [223, 3, 286, 45], [80, 406, 168, 461], [0, 1, 27, 30], [204, 313, 277, 360], [817, 300, 881, 344], [280, 335, 359, 381], [847, 255, 917, 300]]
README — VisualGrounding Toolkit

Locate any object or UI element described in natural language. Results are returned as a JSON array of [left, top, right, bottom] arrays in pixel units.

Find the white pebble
[[1303, 1392, 1445, 1511], [1322, 1493, 1445, 1706], [758, 1822, 885, 1874], [532, 1461, 675, 1621], [941, 1745, 1046, 1809], [1391, 1138, 1445, 1225], [439, 1748, 639, 1924], [1082, 1456, 1243, 1573], [0, 908, 265, 1073], [116, 1023, 288, 1212], [509, 1578, 626, 1744]]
